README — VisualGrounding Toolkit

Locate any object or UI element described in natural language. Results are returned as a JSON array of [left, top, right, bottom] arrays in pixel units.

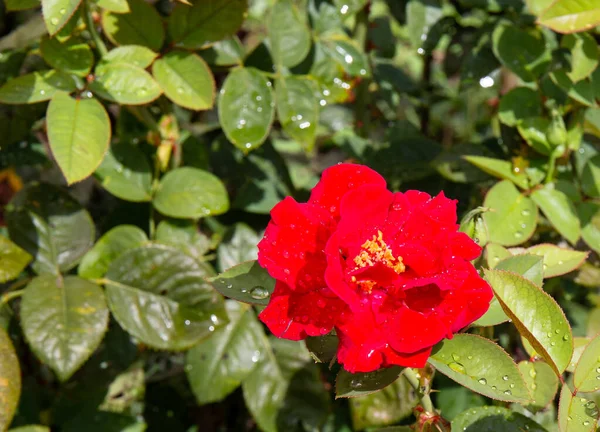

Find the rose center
[[350, 230, 405, 293]]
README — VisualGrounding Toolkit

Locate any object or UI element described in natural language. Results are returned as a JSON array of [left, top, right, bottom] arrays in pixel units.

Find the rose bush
[[258, 163, 492, 371]]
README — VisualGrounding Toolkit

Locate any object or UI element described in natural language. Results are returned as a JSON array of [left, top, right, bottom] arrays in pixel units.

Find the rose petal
[[258, 197, 334, 292], [259, 282, 347, 340], [309, 163, 386, 219]]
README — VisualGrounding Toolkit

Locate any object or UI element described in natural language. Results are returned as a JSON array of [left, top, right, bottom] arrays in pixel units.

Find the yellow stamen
[[351, 230, 405, 293]]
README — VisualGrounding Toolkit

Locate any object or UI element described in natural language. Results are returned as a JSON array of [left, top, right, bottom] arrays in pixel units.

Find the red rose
[[257, 163, 492, 372]]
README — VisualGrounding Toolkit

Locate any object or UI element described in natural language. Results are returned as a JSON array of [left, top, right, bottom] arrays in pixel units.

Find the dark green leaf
[[336, 367, 404, 398], [155, 219, 211, 261], [105, 244, 227, 350], [349, 375, 417, 430], [153, 167, 230, 219], [498, 87, 542, 127], [581, 154, 600, 198], [78, 225, 148, 279], [47, 92, 111, 185], [6, 183, 95, 275], [0, 234, 32, 282], [152, 51, 215, 111], [492, 24, 550, 82], [218, 67, 275, 152], [562, 33, 599, 83], [209, 261, 275, 306], [305, 333, 338, 363], [101, 0, 164, 51], [95, 142, 153, 202], [578, 202, 600, 255], [169, 0, 247, 50], [21, 275, 109, 381], [429, 334, 531, 403], [321, 36, 370, 77], [452, 406, 547, 432], [186, 301, 263, 404]]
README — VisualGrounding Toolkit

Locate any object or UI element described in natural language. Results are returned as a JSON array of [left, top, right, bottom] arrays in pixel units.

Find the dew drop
[[583, 421, 590, 426], [51, 17, 59, 25], [521, 209, 530, 216], [448, 362, 466, 374], [478, 378, 487, 385], [251, 350, 261, 363], [502, 375, 509, 381], [350, 379, 363, 389], [504, 390, 511, 395], [514, 231, 523, 238], [250, 286, 269, 300]]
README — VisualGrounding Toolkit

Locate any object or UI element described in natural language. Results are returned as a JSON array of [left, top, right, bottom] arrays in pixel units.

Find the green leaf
[[428, 334, 531, 403], [6, 183, 95, 275], [532, 185, 581, 245], [452, 406, 547, 432], [406, 0, 442, 52], [268, 0, 311, 68], [186, 301, 263, 404], [558, 385, 599, 432], [578, 202, 600, 255], [482, 180, 538, 246], [102, 45, 157, 68], [242, 337, 329, 432], [90, 62, 162, 105], [200, 36, 244, 66], [550, 69, 597, 107], [210, 261, 275, 305], [153, 167, 229, 219], [78, 225, 148, 279], [0, 235, 32, 283], [40, 37, 93, 77], [95, 142, 153, 202], [169, 0, 247, 50], [518, 361, 559, 412], [486, 243, 512, 268], [498, 87, 543, 127], [21, 275, 109, 381], [538, 0, 600, 34], [0, 328, 20, 431], [525, 244, 589, 278], [95, 0, 129, 12], [349, 375, 417, 430], [0, 70, 77, 104], [155, 219, 211, 261], [484, 269, 573, 375], [336, 367, 404, 398], [496, 254, 543, 286], [305, 333, 338, 363], [581, 154, 600, 198], [568, 337, 590, 373], [101, 0, 164, 51], [573, 334, 600, 393], [42, 0, 82, 35], [321, 36, 370, 77], [492, 24, 550, 82], [562, 33, 599, 83], [218, 67, 275, 152], [518, 117, 554, 155], [217, 223, 259, 272], [105, 244, 227, 350], [463, 156, 530, 189], [47, 92, 111, 185], [472, 297, 509, 327], [152, 51, 215, 111], [276, 76, 318, 150]]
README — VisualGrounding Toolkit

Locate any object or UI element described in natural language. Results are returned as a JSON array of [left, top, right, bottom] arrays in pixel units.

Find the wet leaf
[[0, 70, 77, 104], [0, 328, 20, 430], [40, 36, 94, 77], [268, 0, 311, 68], [90, 62, 162, 105], [101, 0, 164, 51], [0, 234, 32, 283], [209, 260, 275, 306]]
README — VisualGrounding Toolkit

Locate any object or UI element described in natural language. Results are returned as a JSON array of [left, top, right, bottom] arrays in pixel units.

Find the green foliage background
[[1, 0, 600, 431]]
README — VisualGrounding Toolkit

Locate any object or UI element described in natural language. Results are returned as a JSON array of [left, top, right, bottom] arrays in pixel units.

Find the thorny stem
[[83, 0, 108, 57], [404, 367, 434, 413]]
